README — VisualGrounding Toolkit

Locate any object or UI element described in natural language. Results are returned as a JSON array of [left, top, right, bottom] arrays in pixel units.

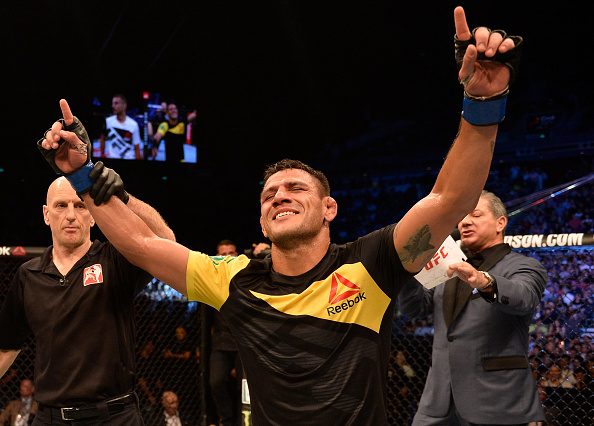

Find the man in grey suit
[[399, 190, 546, 425]]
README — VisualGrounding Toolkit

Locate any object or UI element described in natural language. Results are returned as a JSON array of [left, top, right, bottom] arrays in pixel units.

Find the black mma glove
[[88, 162, 130, 206], [37, 117, 96, 194], [454, 28, 523, 126], [454, 28, 523, 86]]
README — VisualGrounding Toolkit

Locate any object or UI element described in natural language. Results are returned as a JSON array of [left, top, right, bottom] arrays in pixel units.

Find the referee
[[0, 176, 175, 425]]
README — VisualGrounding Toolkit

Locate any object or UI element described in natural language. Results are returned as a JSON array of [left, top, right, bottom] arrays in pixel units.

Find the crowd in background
[[328, 159, 594, 244]]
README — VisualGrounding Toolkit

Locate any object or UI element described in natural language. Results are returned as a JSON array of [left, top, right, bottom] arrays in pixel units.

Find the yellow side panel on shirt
[[251, 263, 390, 334], [186, 251, 251, 311], [156, 122, 185, 136]]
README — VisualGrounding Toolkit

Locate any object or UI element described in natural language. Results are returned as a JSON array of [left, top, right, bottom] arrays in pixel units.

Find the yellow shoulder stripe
[[186, 251, 250, 310]]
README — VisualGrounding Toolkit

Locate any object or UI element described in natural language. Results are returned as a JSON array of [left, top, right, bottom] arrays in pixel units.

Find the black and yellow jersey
[[156, 120, 186, 162], [187, 224, 410, 425]]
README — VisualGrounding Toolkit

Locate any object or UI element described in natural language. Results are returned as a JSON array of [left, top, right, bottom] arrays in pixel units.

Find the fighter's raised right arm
[[83, 192, 189, 296]]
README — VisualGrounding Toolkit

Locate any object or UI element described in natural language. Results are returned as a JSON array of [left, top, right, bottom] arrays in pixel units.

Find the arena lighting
[[506, 172, 594, 217], [140, 278, 199, 310]]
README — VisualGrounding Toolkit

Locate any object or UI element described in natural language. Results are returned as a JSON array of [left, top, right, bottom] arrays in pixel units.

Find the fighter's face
[[167, 104, 179, 120], [260, 169, 336, 248]]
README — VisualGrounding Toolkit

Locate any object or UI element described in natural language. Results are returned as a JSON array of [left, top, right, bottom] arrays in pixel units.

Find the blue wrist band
[[66, 161, 96, 194], [462, 96, 507, 126]]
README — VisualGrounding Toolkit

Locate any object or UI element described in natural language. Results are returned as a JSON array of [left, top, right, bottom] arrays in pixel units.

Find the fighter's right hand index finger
[[454, 6, 471, 41], [59, 99, 74, 126]]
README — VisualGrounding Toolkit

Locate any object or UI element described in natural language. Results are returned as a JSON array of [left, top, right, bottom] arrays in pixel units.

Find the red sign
[[12, 246, 26, 256], [424, 246, 449, 271]]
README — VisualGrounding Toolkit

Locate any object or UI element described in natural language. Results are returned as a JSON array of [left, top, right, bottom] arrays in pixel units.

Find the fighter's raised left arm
[[394, 7, 522, 273]]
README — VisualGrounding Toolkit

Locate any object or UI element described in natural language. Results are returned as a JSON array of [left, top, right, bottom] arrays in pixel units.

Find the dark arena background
[[1, 1, 594, 425]]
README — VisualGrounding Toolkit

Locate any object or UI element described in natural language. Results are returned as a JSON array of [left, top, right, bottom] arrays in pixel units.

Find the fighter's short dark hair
[[262, 159, 331, 197]]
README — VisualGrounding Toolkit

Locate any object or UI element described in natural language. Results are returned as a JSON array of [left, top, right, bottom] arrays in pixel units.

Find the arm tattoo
[[74, 142, 88, 155], [400, 224, 435, 265]]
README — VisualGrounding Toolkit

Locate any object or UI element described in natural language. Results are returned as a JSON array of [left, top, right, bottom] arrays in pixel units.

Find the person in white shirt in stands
[[99, 94, 143, 159]]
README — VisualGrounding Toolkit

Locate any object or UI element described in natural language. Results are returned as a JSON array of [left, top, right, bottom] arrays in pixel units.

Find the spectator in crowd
[[570, 354, 584, 372], [532, 361, 549, 384], [161, 325, 196, 399], [392, 348, 424, 424], [388, 349, 419, 426], [530, 317, 549, 338], [148, 391, 191, 426], [0, 379, 37, 426], [574, 366, 592, 392], [147, 101, 169, 141], [153, 103, 196, 162], [557, 356, 577, 386], [99, 94, 143, 159], [547, 319, 566, 341], [137, 340, 164, 423], [413, 319, 433, 336], [394, 350, 416, 382], [164, 326, 193, 361], [538, 363, 574, 389]]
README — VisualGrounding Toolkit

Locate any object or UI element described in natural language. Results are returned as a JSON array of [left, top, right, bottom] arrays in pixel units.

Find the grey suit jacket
[[398, 246, 546, 424]]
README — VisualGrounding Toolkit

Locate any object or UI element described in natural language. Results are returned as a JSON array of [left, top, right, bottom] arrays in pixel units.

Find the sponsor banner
[[504, 233, 594, 249], [0, 246, 45, 257]]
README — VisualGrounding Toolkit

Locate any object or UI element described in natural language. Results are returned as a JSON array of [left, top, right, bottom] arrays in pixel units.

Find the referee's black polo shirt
[[0, 240, 152, 407]]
